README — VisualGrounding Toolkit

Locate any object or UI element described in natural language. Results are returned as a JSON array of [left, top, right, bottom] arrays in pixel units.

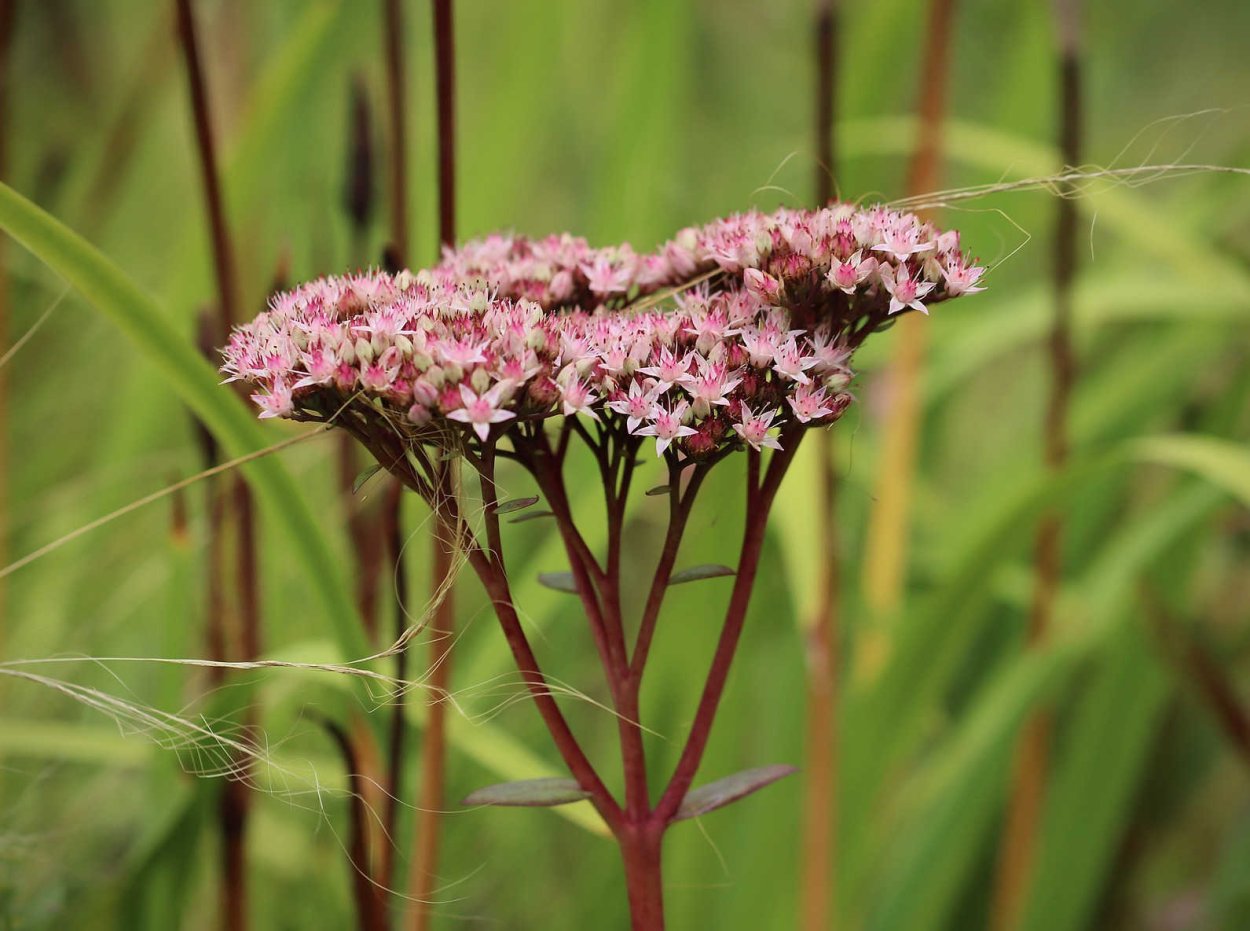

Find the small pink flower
[[880, 265, 936, 315], [560, 378, 600, 420], [635, 401, 697, 456], [772, 337, 819, 384], [638, 347, 694, 392], [733, 404, 783, 451], [253, 380, 293, 419], [582, 255, 634, 294], [294, 345, 340, 388], [447, 383, 516, 441], [685, 359, 741, 417], [788, 383, 836, 423], [941, 259, 986, 296], [826, 250, 877, 294], [607, 380, 661, 433], [743, 268, 783, 303], [872, 222, 934, 261]]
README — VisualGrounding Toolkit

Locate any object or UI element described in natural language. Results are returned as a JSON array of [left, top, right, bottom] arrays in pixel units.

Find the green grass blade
[[0, 181, 371, 663]]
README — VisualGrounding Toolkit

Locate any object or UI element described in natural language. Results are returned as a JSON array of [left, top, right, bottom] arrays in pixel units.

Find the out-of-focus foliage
[[1, 0, 1248, 928]]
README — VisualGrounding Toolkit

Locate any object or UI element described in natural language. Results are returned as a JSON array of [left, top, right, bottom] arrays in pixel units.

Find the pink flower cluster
[[221, 203, 983, 459]]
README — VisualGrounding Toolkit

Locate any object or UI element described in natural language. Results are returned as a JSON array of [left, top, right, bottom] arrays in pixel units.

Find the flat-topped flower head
[[220, 202, 982, 480]]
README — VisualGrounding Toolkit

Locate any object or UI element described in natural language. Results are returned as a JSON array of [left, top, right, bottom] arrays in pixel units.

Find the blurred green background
[[2, 0, 1249, 928]]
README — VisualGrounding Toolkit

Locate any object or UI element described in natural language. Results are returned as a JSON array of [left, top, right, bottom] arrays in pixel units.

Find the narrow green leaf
[[1133, 434, 1250, 508], [674, 764, 798, 821], [352, 464, 381, 495], [508, 509, 555, 524], [537, 571, 578, 594], [645, 484, 671, 496], [493, 495, 540, 514], [668, 564, 735, 585], [463, 777, 591, 808]]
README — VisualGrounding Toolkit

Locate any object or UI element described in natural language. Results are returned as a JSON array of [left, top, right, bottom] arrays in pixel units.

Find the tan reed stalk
[[859, 0, 958, 665]]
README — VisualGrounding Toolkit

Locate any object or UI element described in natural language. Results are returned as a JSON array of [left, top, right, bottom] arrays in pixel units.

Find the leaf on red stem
[[463, 777, 592, 807], [674, 764, 799, 821]]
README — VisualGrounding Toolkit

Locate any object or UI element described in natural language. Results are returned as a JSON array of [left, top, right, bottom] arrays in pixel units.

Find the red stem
[[454, 474, 621, 830], [619, 823, 666, 931], [630, 462, 703, 680]]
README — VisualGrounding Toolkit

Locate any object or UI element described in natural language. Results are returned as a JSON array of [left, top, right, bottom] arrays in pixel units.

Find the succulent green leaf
[[674, 765, 798, 821], [668, 564, 735, 585], [463, 778, 591, 808]]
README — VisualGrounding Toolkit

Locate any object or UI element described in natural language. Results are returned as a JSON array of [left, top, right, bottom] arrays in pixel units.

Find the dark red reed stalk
[[1146, 593, 1250, 771], [174, 3, 260, 927], [321, 718, 390, 931], [802, 3, 842, 927], [408, 5, 457, 927], [383, 0, 410, 262], [992, 3, 1083, 926], [339, 76, 386, 642], [0, 0, 15, 648]]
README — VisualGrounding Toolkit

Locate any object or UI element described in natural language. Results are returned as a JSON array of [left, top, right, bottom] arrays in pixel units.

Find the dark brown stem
[[233, 479, 262, 661], [804, 4, 841, 927], [323, 719, 389, 931], [219, 778, 249, 931], [992, 5, 1082, 927], [410, 462, 456, 931], [174, 0, 239, 329], [630, 462, 704, 680], [409, 8, 456, 922], [380, 480, 409, 893], [338, 438, 384, 639], [1148, 597, 1250, 770], [654, 437, 803, 823], [175, 6, 260, 928], [382, 0, 409, 260], [431, 0, 456, 249], [813, 0, 837, 206]]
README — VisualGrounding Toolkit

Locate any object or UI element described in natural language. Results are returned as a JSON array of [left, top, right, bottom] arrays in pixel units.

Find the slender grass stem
[[992, 3, 1083, 926], [0, 0, 15, 650]]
